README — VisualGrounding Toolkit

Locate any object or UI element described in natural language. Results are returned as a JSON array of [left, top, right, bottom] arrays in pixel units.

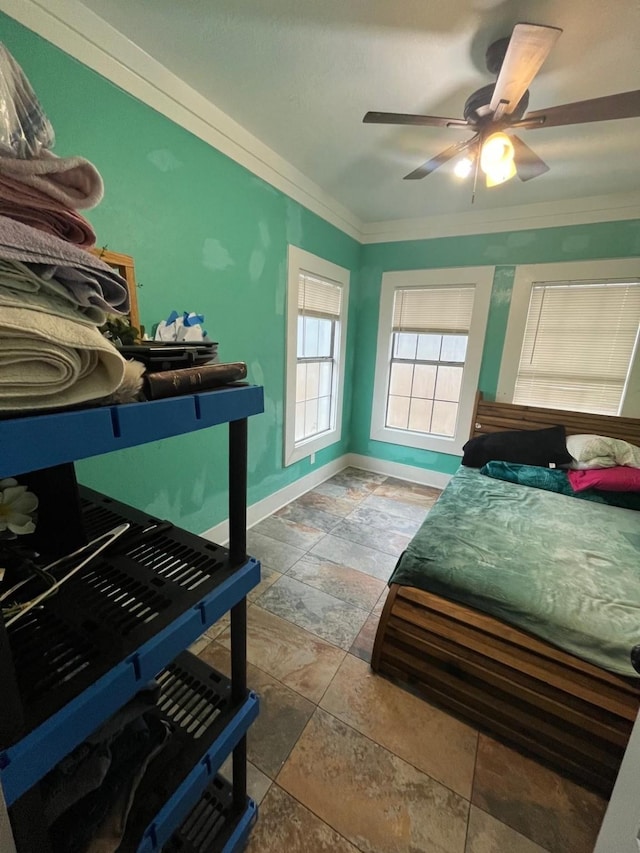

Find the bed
[[372, 394, 640, 794]]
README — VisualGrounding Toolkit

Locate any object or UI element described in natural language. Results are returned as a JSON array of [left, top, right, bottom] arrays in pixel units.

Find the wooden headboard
[[471, 392, 640, 445]]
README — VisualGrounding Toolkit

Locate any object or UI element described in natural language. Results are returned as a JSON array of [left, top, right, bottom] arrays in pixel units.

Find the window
[[284, 246, 349, 466], [371, 267, 493, 455], [498, 259, 640, 417]]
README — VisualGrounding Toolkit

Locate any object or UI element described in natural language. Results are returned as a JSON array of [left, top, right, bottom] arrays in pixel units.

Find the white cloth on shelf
[[0, 301, 125, 412]]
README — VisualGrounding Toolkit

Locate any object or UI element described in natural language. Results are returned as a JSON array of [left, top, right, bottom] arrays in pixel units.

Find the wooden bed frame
[[372, 394, 640, 794]]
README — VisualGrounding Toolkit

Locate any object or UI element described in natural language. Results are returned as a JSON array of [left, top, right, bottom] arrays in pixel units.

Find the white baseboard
[[346, 453, 453, 490], [200, 454, 349, 544], [200, 451, 452, 544]]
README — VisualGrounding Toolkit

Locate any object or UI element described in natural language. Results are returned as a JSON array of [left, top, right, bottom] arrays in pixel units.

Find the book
[[143, 361, 247, 400], [118, 341, 219, 372]]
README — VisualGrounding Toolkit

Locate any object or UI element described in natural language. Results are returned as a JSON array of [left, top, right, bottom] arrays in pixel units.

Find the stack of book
[[117, 342, 247, 401]]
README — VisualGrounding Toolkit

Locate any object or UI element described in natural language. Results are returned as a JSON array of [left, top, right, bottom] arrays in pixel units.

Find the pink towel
[[0, 174, 95, 247], [0, 149, 103, 210]]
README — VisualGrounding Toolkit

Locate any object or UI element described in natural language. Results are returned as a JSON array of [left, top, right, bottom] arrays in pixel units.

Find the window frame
[[370, 266, 494, 456], [284, 245, 349, 466], [497, 258, 640, 417]]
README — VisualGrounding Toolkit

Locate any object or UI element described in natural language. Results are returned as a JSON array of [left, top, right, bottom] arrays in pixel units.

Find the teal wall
[[353, 220, 640, 473], [1, 13, 361, 533], [4, 12, 640, 522]]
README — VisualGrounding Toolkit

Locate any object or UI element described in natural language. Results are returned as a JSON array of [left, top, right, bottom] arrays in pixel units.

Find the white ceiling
[[78, 0, 640, 224]]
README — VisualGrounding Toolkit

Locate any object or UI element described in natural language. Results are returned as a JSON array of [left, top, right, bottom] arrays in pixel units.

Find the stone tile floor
[[192, 467, 608, 853]]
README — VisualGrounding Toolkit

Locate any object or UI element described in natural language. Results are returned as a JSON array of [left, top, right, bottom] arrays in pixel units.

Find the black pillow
[[462, 425, 573, 469]]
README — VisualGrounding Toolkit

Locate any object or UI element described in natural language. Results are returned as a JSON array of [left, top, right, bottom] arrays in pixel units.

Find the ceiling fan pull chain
[[471, 140, 481, 204]]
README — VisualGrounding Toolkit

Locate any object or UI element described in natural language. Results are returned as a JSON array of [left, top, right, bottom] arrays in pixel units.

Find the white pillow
[[566, 434, 640, 470]]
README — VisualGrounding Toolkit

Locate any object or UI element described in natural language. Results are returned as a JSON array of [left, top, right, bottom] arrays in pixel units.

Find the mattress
[[390, 466, 640, 677]]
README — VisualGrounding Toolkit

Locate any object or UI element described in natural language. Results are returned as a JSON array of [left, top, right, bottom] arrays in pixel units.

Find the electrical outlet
[[310, 452, 316, 465]]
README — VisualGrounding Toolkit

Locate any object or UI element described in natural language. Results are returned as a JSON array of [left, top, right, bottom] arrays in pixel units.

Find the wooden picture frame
[[89, 247, 141, 333]]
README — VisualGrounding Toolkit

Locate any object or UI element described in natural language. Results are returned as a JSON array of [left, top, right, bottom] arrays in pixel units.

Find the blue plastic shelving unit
[[0, 386, 264, 852], [0, 384, 264, 478]]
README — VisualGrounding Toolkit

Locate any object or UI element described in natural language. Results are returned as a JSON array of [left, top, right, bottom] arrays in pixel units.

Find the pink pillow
[[568, 467, 640, 493]]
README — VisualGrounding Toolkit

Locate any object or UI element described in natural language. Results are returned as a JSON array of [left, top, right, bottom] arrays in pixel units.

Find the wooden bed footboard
[[372, 584, 640, 794]]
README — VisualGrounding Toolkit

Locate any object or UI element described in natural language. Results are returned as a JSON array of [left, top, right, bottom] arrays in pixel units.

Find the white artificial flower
[[0, 478, 38, 535]]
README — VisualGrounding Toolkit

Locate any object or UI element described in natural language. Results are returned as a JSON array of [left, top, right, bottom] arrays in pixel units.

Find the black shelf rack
[[164, 775, 257, 853], [0, 386, 264, 852]]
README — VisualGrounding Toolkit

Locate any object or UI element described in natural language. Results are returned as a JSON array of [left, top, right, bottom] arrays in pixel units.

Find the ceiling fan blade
[[510, 135, 550, 181], [363, 111, 469, 129], [490, 23, 562, 119], [513, 90, 640, 130], [403, 136, 478, 180]]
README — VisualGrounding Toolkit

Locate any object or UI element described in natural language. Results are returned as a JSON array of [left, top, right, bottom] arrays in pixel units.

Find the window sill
[[370, 423, 464, 456], [284, 425, 341, 467]]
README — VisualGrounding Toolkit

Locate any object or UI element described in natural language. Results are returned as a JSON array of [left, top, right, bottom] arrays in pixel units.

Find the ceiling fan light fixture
[[485, 159, 517, 187], [480, 131, 516, 186], [454, 156, 474, 178]]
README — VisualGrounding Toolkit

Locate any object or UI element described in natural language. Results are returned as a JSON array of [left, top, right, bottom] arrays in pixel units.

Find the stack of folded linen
[[0, 171, 96, 247], [0, 44, 129, 414]]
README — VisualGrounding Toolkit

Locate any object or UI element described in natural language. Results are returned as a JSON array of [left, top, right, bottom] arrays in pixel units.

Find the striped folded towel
[[0, 259, 106, 325], [0, 216, 128, 314]]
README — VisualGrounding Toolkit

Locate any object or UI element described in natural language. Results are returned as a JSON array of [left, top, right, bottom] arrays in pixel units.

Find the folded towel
[[0, 149, 103, 210], [0, 259, 106, 325], [0, 301, 125, 412], [0, 284, 105, 327], [0, 217, 129, 314], [0, 174, 95, 246]]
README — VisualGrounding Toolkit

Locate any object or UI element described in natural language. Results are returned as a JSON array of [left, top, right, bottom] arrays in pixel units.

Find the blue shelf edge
[[0, 558, 260, 805], [222, 799, 258, 853], [0, 385, 265, 478], [137, 693, 260, 853]]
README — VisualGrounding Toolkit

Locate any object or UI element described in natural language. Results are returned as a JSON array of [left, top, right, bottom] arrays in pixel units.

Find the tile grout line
[[267, 781, 369, 853], [271, 713, 372, 853], [251, 547, 381, 648], [256, 532, 393, 614], [201, 636, 321, 716], [285, 543, 395, 581], [254, 480, 431, 546], [279, 702, 473, 824], [465, 732, 481, 853], [247, 597, 340, 652], [259, 571, 380, 618], [249, 600, 358, 653], [318, 525, 411, 558], [316, 676, 477, 801], [470, 803, 555, 853]]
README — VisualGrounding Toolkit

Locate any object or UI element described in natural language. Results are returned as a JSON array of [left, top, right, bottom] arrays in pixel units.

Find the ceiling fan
[[363, 23, 640, 194]]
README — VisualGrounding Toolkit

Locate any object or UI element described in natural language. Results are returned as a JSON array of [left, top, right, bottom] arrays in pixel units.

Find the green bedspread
[[390, 466, 640, 677]]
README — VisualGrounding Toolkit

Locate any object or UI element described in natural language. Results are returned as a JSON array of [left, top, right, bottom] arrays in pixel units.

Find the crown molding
[[360, 192, 640, 244], [4, 0, 639, 248], [1, 0, 363, 240]]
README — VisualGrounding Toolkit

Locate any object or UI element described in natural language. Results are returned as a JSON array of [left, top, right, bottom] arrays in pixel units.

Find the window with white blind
[[498, 260, 640, 417], [371, 267, 494, 455], [284, 246, 349, 466]]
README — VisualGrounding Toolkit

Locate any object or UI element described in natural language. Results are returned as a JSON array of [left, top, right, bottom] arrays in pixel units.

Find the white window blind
[[298, 273, 342, 318], [392, 286, 475, 334], [513, 280, 640, 414]]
